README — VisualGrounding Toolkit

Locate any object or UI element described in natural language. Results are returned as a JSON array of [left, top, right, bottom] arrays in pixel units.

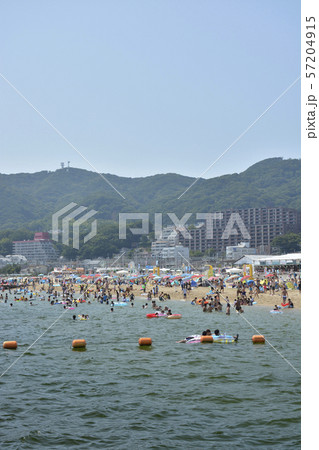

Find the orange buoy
[[200, 336, 214, 343], [139, 337, 152, 346], [252, 335, 265, 344], [72, 339, 86, 348], [3, 341, 18, 349]]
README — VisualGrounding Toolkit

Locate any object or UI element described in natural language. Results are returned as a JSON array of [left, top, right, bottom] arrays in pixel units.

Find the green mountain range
[[0, 157, 300, 231]]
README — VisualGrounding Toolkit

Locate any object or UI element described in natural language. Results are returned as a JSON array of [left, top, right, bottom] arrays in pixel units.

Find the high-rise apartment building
[[13, 232, 59, 264], [177, 207, 300, 254]]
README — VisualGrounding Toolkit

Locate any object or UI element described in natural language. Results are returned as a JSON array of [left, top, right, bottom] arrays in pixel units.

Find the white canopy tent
[[234, 253, 301, 267]]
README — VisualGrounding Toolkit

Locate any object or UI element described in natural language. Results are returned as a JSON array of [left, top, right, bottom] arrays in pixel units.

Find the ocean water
[[0, 298, 301, 449]]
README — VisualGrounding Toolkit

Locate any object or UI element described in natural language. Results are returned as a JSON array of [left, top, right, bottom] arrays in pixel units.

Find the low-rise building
[[151, 226, 180, 257], [226, 242, 257, 260], [158, 245, 189, 267], [0, 254, 28, 268]]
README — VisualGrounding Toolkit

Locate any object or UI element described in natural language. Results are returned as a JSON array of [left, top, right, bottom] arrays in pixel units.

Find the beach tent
[[226, 268, 242, 274]]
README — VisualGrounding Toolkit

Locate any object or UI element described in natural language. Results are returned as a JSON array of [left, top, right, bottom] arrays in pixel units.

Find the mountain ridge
[[0, 157, 300, 231]]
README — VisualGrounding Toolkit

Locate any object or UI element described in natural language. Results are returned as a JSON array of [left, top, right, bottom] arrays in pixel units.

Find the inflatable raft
[[185, 335, 202, 344], [212, 334, 237, 343], [185, 334, 237, 344], [146, 313, 167, 318], [167, 314, 182, 319]]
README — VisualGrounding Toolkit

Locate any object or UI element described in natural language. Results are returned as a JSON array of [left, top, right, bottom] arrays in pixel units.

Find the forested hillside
[[0, 157, 300, 231], [0, 157, 300, 258]]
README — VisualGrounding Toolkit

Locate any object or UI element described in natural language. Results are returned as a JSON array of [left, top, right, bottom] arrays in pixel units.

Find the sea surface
[[0, 297, 301, 449]]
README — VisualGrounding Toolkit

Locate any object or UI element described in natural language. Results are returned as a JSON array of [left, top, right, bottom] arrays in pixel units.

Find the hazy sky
[[1, 0, 300, 178]]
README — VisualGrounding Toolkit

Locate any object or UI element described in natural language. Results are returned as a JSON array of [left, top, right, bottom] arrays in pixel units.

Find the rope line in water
[[236, 311, 301, 376], [213, 285, 301, 376], [0, 309, 69, 379], [175, 255, 300, 376], [1, 284, 300, 377]]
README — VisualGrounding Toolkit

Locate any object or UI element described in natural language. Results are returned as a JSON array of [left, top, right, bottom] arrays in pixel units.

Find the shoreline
[[13, 281, 300, 310]]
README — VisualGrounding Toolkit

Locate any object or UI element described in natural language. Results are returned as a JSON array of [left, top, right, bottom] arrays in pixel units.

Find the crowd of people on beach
[[0, 267, 301, 314]]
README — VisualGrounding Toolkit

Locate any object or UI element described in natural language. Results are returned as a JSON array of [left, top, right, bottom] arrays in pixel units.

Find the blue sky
[[0, 0, 300, 178]]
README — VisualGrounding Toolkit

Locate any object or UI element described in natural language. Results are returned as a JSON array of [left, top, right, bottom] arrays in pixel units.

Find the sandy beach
[[131, 284, 301, 309], [30, 279, 301, 309]]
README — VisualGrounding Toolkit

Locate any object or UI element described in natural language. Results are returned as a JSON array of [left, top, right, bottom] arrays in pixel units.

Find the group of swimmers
[[72, 314, 89, 320], [273, 299, 294, 310], [177, 329, 239, 343]]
